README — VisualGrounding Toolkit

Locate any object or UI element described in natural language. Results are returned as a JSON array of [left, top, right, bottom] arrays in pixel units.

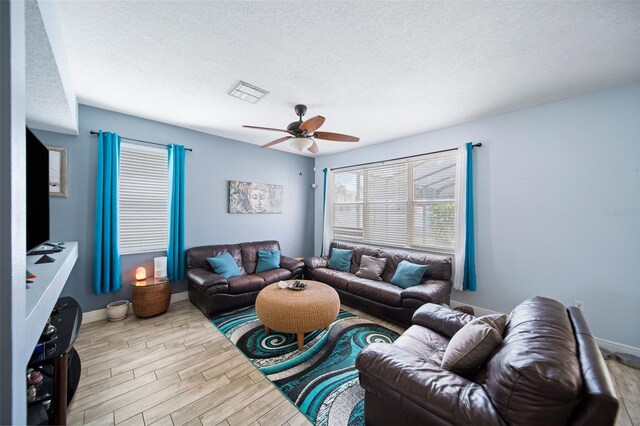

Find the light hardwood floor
[[68, 300, 639, 426]]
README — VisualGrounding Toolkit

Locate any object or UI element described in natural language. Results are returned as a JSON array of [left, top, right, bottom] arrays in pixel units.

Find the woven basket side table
[[130, 278, 172, 318], [255, 280, 340, 350]]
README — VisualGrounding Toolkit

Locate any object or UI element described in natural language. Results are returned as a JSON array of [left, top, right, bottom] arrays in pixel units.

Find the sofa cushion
[[391, 261, 428, 289], [393, 325, 449, 366], [378, 247, 450, 283], [241, 240, 281, 274], [256, 250, 281, 273], [188, 244, 245, 274], [332, 241, 379, 274], [355, 255, 387, 281], [348, 278, 403, 307], [311, 268, 353, 291], [441, 316, 503, 376], [484, 296, 583, 425], [479, 314, 508, 336], [328, 248, 353, 272], [228, 275, 265, 294], [255, 268, 291, 284], [377, 249, 428, 283], [207, 253, 241, 278], [411, 303, 475, 338]]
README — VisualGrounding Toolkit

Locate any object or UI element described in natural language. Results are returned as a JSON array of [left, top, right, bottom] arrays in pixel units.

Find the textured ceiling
[[26, 0, 78, 135], [54, 1, 640, 156]]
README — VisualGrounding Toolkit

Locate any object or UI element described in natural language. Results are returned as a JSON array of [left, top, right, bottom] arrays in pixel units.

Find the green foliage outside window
[[430, 202, 454, 244]]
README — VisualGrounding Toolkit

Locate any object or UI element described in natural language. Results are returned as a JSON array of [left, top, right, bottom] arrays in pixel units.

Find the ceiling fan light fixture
[[290, 137, 313, 152]]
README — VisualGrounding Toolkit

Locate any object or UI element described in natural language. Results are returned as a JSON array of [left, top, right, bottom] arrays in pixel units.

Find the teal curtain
[[167, 144, 186, 281], [463, 142, 477, 290], [321, 168, 328, 256], [93, 131, 121, 294]]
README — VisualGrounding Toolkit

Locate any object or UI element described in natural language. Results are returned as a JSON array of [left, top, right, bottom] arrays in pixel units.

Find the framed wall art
[[47, 145, 68, 197], [229, 180, 282, 214]]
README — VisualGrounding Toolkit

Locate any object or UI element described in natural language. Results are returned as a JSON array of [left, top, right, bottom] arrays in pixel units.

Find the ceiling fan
[[243, 104, 360, 154]]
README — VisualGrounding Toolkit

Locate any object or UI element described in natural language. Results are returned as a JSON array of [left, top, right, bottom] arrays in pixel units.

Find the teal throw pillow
[[328, 248, 353, 272], [256, 250, 281, 273], [207, 252, 241, 278], [391, 260, 428, 289]]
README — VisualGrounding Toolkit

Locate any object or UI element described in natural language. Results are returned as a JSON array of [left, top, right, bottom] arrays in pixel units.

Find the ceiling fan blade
[[307, 139, 319, 154], [299, 115, 325, 133], [261, 136, 292, 148], [313, 131, 360, 142], [243, 125, 291, 134]]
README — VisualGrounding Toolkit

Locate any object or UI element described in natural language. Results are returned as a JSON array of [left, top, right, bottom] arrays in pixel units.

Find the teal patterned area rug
[[210, 307, 399, 426]]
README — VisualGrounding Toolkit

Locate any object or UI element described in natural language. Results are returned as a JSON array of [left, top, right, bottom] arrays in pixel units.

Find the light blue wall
[[314, 82, 640, 348], [34, 105, 315, 312], [1, 1, 28, 423]]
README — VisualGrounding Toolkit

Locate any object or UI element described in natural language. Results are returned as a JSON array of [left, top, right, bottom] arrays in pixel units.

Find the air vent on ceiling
[[229, 81, 269, 104]]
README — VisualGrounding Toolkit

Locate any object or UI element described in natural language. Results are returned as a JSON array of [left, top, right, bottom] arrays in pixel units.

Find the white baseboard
[[82, 291, 189, 324], [170, 291, 189, 303], [594, 337, 640, 358], [449, 299, 640, 358], [450, 300, 499, 317]]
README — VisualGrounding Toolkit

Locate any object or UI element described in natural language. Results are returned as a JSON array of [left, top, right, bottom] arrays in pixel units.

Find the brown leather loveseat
[[356, 296, 619, 426], [304, 241, 452, 326], [187, 240, 304, 317]]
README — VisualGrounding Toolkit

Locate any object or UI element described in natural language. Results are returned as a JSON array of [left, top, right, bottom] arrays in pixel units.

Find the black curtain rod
[[89, 130, 193, 152], [329, 143, 482, 171]]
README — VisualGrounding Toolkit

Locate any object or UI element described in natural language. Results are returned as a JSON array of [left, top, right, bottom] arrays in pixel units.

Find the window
[[333, 170, 363, 240], [332, 151, 457, 252], [118, 143, 168, 254]]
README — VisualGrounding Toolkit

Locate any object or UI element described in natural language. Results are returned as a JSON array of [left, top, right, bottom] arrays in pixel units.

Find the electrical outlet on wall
[[574, 300, 585, 311]]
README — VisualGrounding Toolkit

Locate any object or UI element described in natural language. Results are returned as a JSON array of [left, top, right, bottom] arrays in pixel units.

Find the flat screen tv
[[26, 128, 50, 252]]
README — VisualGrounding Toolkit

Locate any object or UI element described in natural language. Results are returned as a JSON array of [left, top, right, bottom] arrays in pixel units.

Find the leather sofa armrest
[[304, 256, 329, 270], [402, 280, 452, 304], [411, 303, 474, 338], [280, 255, 304, 272], [186, 267, 228, 290], [356, 343, 505, 426]]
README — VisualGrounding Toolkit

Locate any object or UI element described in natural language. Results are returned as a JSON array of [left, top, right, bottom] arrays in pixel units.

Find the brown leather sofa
[[356, 296, 619, 426], [304, 241, 452, 326], [187, 240, 304, 317]]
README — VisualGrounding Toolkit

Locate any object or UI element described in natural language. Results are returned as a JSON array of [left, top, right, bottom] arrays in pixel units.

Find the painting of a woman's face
[[228, 180, 283, 214], [248, 186, 269, 212]]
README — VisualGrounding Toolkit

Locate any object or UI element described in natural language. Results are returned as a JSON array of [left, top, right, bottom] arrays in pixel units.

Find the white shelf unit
[[25, 241, 78, 354]]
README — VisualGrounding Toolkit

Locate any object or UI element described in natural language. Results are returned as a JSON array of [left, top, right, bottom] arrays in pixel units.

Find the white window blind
[[332, 151, 457, 253], [365, 163, 408, 247], [333, 170, 363, 240], [118, 143, 168, 255]]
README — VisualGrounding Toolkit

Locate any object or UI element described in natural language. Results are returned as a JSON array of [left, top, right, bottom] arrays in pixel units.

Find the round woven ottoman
[[255, 280, 340, 350]]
